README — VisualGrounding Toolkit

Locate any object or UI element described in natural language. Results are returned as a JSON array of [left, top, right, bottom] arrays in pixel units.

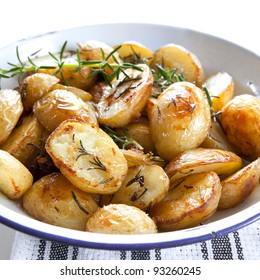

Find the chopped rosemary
[[203, 86, 212, 107], [71, 191, 89, 215], [76, 140, 91, 160], [87, 156, 107, 171], [126, 169, 145, 188]]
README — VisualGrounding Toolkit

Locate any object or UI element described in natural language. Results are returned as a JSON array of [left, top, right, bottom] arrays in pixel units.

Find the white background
[[0, 0, 259, 259]]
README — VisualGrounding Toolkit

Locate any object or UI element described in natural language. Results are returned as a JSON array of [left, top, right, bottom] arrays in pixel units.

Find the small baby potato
[[203, 71, 234, 112], [200, 120, 236, 152], [33, 89, 97, 132], [121, 149, 166, 168], [114, 41, 153, 63], [50, 84, 92, 102], [150, 43, 204, 86], [22, 172, 98, 230], [0, 89, 23, 145], [149, 172, 222, 231], [219, 94, 260, 160], [100, 165, 169, 211], [21, 73, 59, 111], [45, 120, 128, 194], [149, 82, 211, 161], [218, 158, 260, 209], [0, 150, 33, 199], [1, 114, 45, 166], [165, 148, 242, 183], [96, 64, 153, 127], [86, 204, 157, 234]]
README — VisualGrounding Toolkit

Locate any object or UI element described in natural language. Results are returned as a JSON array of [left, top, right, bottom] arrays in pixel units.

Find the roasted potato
[[0, 150, 33, 199], [22, 172, 98, 230], [20, 73, 59, 111], [203, 71, 234, 112], [95, 64, 153, 127], [149, 172, 222, 231], [100, 165, 169, 210], [149, 43, 204, 86], [45, 119, 128, 194], [0, 89, 23, 145], [219, 94, 260, 160], [165, 148, 242, 183], [1, 114, 45, 166], [86, 204, 157, 234], [114, 41, 153, 63], [148, 82, 211, 161], [218, 158, 260, 209], [33, 89, 97, 132]]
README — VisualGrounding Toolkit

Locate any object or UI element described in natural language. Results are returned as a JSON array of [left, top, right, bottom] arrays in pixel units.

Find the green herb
[[203, 86, 212, 107], [71, 191, 89, 215], [87, 156, 107, 171], [126, 169, 145, 188], [76, 140, 91, 160]]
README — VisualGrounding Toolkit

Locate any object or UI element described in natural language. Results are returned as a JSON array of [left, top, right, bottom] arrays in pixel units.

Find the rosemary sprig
[[126, 169, 145, 188], [101, 125, 143, 150], [76, 140, 91, 160], [203, 86, 213, 107], [87, 156, 107, 171]]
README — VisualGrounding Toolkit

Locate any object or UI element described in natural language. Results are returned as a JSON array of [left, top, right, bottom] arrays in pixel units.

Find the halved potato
[[95, 64, 153, 127], [22, 172, 98, 230], [114, 41, 153, 63], [203, 71, 234, 112], [45, 119, 128, 194], [149, 82, 211, 161], [0, 150, 33, 199], [1, 114, 45, 166], [86, 204, 157, 234], [218, 94, 260, 160], [218, 158, 260, 209], [149, 172, 222, 231], [0, 89, 23, 145], [149, 43, 204, 86], [100, 165, 169, 210], [165, 148, 242, 183], [33, 89, 97, 132]]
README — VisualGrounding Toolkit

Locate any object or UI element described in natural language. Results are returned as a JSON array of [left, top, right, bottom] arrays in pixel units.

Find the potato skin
[[219, 94, 260, 160], [86, 204, 157, 234], [45, 119, 128, 194], [0, 89, 23, 145], [22, 172, 98, 230], [0, 150, 33, 199], [149, 172, 222, 231], [149, 82, 211, 161], [33, 89, 97, 132], [218, 158, 260, 209]]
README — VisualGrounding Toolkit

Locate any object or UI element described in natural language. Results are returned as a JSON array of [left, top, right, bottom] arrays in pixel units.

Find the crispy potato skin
[[45, 120, 128, 194], [0, 150, 33, 199], [86, 204, 157, 234], [149, 82, 211, 161], [218, 158, 260, 209], [22, 172, 98, 230], [219, 94, 260, 160], [165, 148, 242, 183], [0, 89, 23, 145], [100, 165, 169, 210], [149, 172, 222, 231]]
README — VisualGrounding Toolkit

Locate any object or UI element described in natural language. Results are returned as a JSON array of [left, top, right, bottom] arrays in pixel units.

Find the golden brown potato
[[95, 64, 153, 127], [114, 41, 153, 63], [203, 71, 234, 112], [1, 114, 45, 166], [0, 89, 23, 146], [45, 120, 128, 194], [33, 89, 97, 132], [22, 172, 98, 230], [0, 150, 33, 199], [100, 165, 169, 210], [149, 172, 222, 231], [50, 84, 92, 102], [86, 204, 157, 234], [121, 149, 166, 168], [149, 82, 211, 161], [149, 43, 204, 86], [20, 73, 59, 111], [219, 94, 260, 160], [165, 148, 242, 183], [200, 120, 236, 152], [218, 158, 260, 209]]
